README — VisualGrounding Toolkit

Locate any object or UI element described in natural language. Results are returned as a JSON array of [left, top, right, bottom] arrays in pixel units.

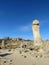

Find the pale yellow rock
[[33, 20, 39, 25], [32, 20, 43, 51]]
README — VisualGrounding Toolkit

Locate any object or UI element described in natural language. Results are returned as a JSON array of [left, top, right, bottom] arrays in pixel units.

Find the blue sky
[[0, 0, 49, 40]]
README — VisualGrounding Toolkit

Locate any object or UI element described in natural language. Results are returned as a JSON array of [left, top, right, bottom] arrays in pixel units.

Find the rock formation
[[1, 40, 5, 49], [32, 20, 43, 51]]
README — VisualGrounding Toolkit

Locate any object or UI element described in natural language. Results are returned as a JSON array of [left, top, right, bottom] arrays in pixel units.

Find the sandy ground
[[0, 48, 49, 65]]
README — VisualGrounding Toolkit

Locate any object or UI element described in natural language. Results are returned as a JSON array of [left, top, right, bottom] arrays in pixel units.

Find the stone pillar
[[32, 20, 43, 51], [1, 40, 5, 49]]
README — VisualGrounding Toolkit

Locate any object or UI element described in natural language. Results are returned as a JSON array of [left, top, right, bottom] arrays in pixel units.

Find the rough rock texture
[[32, 20, 43, 51]]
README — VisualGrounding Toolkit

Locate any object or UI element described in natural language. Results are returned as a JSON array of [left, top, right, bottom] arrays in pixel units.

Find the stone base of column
[[33, 40, 43, 52]]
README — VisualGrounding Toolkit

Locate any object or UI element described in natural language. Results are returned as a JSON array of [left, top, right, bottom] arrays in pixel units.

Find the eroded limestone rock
[[32, 20, 43, 52]]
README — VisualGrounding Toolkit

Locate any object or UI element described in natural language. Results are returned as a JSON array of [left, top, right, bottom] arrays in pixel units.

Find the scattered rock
[[4, 61, 6, 63], [24, 56, 27, 58]]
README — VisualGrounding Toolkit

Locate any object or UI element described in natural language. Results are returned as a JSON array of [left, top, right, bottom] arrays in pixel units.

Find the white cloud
[[19, 24, 32, 32]]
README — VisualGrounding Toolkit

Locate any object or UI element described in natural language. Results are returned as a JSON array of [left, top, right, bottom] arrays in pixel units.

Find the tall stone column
[[1, 40, 5, 49], [32, 20, 43, 51]]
